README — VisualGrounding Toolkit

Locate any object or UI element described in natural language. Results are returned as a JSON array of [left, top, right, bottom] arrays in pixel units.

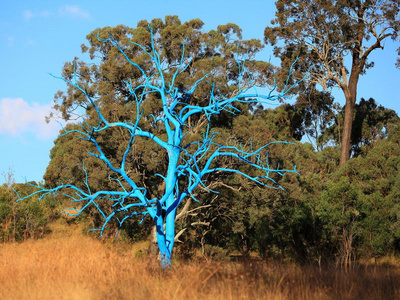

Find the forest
[[1, 1, 400, 297]]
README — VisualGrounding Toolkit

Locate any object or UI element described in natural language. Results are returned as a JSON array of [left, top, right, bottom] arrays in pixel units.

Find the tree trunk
[[339, 74, 359, 167], [155, 213, 172, 268], [148, 225, 159, 257], [155, 145, 180, 268], [339, 96, 356, 166]]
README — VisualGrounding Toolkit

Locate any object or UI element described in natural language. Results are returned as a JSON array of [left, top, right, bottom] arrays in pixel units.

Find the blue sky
[[0, 1, 399, 184]]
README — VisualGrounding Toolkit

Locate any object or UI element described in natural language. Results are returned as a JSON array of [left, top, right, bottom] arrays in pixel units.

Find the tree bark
[[339, 67, 360, 167], [339, 95, 356, 166]]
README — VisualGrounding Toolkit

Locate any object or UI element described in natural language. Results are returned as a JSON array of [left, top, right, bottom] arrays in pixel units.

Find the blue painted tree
[[17, 24, 300, 267]]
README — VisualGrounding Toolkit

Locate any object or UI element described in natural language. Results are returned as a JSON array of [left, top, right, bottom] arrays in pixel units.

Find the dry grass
[[0, 229, 399, 300]]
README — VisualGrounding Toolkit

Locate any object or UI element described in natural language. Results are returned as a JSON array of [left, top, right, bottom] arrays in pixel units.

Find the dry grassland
[[0, 227, 399, 300]]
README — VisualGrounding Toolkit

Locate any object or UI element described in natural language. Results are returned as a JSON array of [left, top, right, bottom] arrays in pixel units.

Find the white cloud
[[39, 10, 52, 17], [7, 37, 14, 47], [26, 39, 37, 46], [22, 9, 52, 20], [22, 6, 89, 21], [58, 5, 91, 19], [22, 10, 34, 20], [0, 98, 64, 140]]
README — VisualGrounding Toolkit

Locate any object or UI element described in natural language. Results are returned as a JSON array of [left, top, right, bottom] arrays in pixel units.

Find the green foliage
[[293, 87, 337, 150], [320, 98, 399, 156], [179, 105, 400, 265], [0, 183, 55, 242]]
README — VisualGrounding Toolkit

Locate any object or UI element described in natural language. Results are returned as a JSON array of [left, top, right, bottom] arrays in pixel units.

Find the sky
[[0, 1, 399, 185]]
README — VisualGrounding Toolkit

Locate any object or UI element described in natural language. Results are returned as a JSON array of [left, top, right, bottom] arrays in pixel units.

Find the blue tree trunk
[[155, 215, 172, 268], [156, 143, 180, 268]]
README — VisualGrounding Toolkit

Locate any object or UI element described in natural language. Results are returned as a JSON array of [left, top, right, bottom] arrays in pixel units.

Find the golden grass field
[[1, 225, 399, 300]]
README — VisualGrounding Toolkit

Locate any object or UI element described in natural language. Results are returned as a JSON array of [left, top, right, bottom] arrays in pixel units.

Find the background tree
[[20, 18, 299, 267], [292, 87, 337, 150], [264, 0, 400, 166], [0, 182, 53, 242], [320, 97, 399, 156]]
